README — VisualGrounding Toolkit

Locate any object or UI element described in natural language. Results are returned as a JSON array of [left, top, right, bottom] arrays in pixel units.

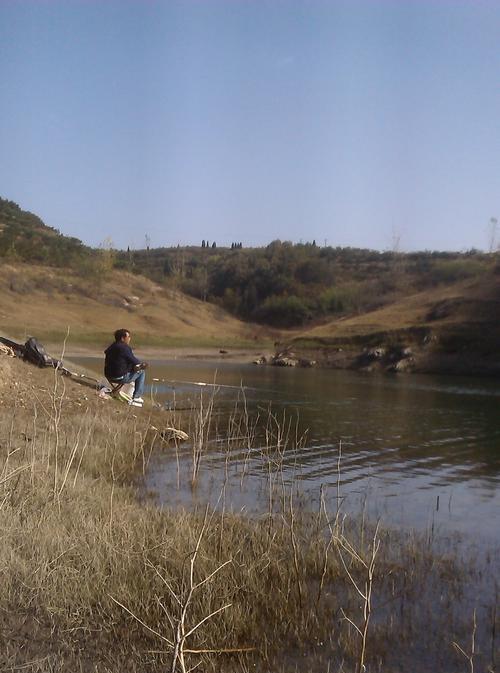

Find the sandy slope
[[284, 273, 500, 375], [0, 262, 270, 348], [296, 274, 500, 341]]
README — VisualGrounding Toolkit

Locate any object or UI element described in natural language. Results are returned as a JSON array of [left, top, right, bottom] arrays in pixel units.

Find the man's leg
[[131, 370, 145, 399], [122, 370, 146, 399]]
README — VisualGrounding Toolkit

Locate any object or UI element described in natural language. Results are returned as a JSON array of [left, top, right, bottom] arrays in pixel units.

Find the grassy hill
[[119, 241, 493, 328], [0, 262, 270, 350], [289, 270, 500, 374], [0, 197, 91, 267]]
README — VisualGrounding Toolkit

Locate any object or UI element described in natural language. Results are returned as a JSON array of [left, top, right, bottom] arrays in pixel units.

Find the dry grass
[[0, 262, 270, 348], [0, 358, 498, 672], [296, 271, 500, 341]]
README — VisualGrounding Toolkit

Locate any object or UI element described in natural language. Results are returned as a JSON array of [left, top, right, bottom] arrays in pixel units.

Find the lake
[[75, 356, 500, 546]]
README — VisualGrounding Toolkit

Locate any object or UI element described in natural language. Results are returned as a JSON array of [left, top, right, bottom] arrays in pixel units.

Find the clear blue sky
[[1, 0, 499, 251]]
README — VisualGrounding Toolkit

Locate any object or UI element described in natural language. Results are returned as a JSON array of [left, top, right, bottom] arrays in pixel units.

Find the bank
[[0, 353, 497, 672]]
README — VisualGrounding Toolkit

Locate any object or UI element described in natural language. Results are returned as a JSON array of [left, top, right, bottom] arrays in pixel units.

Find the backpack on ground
[[23, 337, 62, 369]]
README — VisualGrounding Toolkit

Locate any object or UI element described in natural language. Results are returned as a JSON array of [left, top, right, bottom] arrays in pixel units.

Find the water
[[76, 357, 500, 544], [73, 357, 500, 671]]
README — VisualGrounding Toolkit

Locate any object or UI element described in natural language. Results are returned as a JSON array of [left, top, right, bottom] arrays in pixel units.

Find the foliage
[[0, 197, 92, 268], [253, 294, 311, 327], [424, 258, 487, 285]]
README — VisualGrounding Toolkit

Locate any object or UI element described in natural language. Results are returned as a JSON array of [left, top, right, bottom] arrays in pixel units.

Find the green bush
[[318, 283, 375, 315], [253, 295, 311, 327], [428, 259, 486, 284]]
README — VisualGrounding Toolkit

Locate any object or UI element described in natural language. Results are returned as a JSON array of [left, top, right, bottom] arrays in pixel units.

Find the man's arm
[[123, 344, 141, 368]]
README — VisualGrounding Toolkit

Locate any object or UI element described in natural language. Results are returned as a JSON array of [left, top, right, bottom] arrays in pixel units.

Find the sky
[[1, 0, 499, 252]]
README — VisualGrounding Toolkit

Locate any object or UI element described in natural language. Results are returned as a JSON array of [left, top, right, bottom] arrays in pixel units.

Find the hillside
[[0, 197, 91, 266], [0, 262, 269, 350], [119, 241, 492, 328], [289, 271, 500, 375], [2, 195, 500, 374]]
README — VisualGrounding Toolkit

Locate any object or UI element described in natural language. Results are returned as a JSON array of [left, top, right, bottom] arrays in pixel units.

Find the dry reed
[[0, 359, 497, 673]]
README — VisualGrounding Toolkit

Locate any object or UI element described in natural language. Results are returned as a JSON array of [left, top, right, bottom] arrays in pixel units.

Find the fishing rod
[[151, 377, 260, 391]]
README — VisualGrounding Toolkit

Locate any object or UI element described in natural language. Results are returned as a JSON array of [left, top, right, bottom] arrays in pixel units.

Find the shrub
[[253, 294, 311, 327], [318, 282, 378, 316], [428, 259, 486, 284]]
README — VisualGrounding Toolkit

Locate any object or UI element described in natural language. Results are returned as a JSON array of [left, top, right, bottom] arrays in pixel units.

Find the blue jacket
[[104, 342, 141, 380]]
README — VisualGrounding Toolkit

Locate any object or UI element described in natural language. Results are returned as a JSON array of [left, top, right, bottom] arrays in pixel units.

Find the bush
[[318, 283, 376, 315], [427, 259, 486, 284], [253, 295, 311, 327]]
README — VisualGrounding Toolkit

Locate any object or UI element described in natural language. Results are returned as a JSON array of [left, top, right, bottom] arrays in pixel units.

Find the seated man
[[104, 328, 148, 407]]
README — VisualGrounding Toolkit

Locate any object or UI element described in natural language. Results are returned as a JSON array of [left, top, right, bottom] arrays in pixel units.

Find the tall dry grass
[[0, 369, 497, 672]]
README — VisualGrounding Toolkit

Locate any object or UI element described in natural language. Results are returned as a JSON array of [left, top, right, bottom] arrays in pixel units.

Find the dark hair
[[114, 328, 130, 342]]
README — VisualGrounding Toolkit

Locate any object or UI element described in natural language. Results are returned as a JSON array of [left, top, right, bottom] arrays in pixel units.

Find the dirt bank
[[58, 343, 266, 364]]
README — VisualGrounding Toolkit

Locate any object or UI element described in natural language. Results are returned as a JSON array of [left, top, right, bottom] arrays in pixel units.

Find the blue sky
[[1, 0, 499, 251]]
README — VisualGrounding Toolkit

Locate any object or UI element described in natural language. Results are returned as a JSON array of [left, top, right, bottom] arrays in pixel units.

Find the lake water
[[76, 357, 500, 545]]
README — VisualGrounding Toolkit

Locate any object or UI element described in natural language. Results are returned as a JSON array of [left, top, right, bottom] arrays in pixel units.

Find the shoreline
[[4, 326, 499, 378], [57, 344, 265, 365], [0, 353, 498, 672], [55, 341, 500, 378]]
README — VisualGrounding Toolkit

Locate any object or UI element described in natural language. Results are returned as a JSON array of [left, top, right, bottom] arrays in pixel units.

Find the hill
[[118, 241, 492, 329], [0, 262, 269, 350], [288, 271, 500, 375], [0, 197, 91, 267], [2, 195, 499, 374]]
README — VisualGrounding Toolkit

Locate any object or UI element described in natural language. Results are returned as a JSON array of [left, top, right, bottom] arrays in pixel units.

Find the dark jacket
[[104, 342, 141, 380]]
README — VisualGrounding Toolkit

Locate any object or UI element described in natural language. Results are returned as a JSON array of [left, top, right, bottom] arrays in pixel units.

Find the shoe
[[133, 397, 144, 404], [129, 399, 143, 408]]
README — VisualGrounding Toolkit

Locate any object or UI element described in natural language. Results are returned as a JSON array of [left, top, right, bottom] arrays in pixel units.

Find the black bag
[[24, 337, 62, 369]]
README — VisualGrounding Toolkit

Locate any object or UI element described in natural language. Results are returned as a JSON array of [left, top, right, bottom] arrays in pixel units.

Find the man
[[104, 329, 148, 407]]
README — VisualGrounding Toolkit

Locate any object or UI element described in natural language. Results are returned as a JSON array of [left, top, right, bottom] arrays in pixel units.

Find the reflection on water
[[76, 357, 500, 542]]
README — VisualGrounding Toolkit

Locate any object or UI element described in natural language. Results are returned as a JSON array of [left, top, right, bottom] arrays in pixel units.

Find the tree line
[[1, 196, 491, 328], [119, 240, 490, 327]]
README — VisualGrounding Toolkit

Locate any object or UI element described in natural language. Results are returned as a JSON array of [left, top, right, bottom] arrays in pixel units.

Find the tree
[[488, 217, 498, 252]]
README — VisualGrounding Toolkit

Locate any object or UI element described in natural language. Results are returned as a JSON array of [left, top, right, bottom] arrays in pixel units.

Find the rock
[[366, 347, 386, 359], [162, 427, 189, 442], [298, 358, 316, 367], [274, 348, 295, 360], [357, 347, 386, 368], [0, 343, 15, 357], [253, 356, 267, 365], [273, 357, 298, 367], [388, 357, 415, 373], [149, 425, 189, 442]]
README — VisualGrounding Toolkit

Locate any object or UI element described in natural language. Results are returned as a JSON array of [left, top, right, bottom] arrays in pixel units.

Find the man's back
[[104, 341, 140, 380]]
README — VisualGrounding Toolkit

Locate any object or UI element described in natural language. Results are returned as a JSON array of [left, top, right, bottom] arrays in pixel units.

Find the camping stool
[[108, 379, 125, 397]]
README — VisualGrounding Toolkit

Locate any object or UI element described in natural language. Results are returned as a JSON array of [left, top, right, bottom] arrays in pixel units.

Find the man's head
[[114, 328, 131, 344]]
